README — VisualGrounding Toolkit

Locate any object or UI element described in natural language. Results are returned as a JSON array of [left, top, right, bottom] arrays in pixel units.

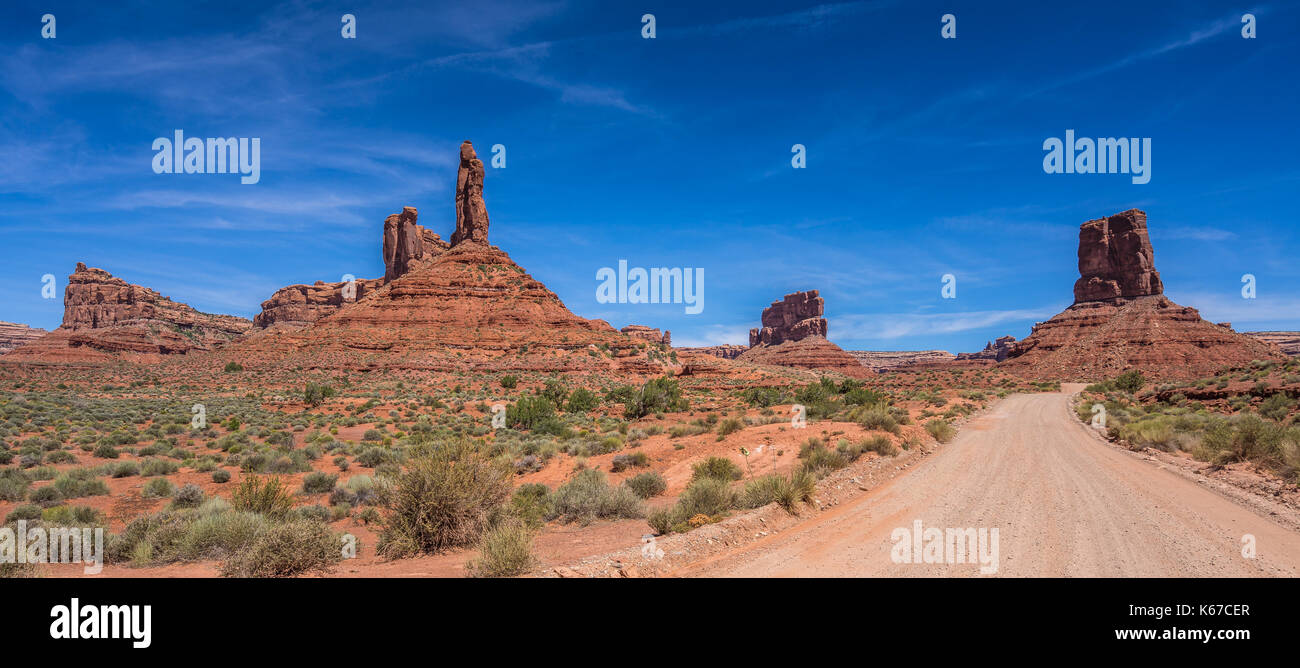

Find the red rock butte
[[738, 290, 871, 377], [223, 140, 698, 374], [1001, 209, 1283, 380], [3, 263, 251, 363]]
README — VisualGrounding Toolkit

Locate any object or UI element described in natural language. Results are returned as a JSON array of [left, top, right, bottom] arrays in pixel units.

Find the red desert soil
[[670, 385, 1300, 577]]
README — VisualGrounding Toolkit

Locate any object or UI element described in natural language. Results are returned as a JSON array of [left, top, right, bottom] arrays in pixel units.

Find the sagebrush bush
[[625, 471, 667, 498], [378, 439, 512, 558], [231, 476, 293, 517], [468, 519, 536, 577], [925, 419, 956, 443], [690, 456, 742, 483], [301, 471, 338, 494], [548, 469, 643, 525], [219, 519, 342, 577]]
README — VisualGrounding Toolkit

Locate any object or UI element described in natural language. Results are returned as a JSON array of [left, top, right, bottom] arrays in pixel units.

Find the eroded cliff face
[[1072, 209, 1163, 303], [0, 321, 48, 355]]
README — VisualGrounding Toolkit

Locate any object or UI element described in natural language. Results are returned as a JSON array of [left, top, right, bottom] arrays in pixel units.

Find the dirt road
[[678, 387, 1300, 577]]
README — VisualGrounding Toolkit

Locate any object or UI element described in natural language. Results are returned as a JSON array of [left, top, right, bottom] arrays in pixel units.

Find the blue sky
[[1, 0, 1296, 353]]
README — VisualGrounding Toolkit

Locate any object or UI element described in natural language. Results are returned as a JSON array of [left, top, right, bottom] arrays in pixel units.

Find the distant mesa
[[0, 321, 48, 355], [1244, 332, 1300, 356], [621, 325, 670, 346], [1001, 209, 1283, 380], [3, 263, 251, 363], [955, 335, 1018, 363], [679, 344, 747, 360], [849, 350, 957, 372], [737, 290, 871, 377]]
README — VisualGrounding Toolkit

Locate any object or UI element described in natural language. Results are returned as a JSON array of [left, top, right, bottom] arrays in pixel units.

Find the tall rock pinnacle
[[452, 141, 490, 246]]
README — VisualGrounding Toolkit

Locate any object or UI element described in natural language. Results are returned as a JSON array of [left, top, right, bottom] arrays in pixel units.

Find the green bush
[[625, 472, 667, 498], [505, 395, 556, 431], [548, 469, 643, 525], [1115, 370, 1146, 394], [690, 456, 743, 482], [142, 478, 176, 499], [565, 388, 599, 413], [212, 469, 231, 483], [301, 471, 338, 494], [624, 376, 688, 419]]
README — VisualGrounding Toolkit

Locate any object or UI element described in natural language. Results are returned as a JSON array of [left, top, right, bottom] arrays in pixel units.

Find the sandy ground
[[675, 386, 1300, 577]]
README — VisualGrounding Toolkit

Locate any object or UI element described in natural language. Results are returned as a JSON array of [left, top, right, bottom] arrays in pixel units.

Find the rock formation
[[1244, 332, 1300, 356], [226, 141, 684, 375], [1072, 210, 1163, 303], [678, 344, 747, 360], [1001, 210, 1283, 380], [621, 325, 671, 346], [955, 335, 1018, 363], [738, 290, 870, 377], [849, 350, 957, 372], [253, 278, 384, 330], [451, 141, 490, 246], [253, 207, 448, 330], [748, 291, 829, 347], [0, 321, 47, 355], [4, 263, 251, 362]]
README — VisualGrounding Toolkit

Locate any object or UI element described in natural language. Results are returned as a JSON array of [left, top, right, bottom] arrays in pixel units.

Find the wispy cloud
[[833, 306, 1060, 340]]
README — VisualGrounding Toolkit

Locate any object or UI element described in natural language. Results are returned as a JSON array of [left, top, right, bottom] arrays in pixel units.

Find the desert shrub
[[142, 478, 176, 499], [5, 504, 43, 523], [625, 472, 667, 498], [231, 476, 294, 517], [509, 483, 553, 527], [548, 469, 643, 525], [141, 458, 179, 477], [52, 469, 109, 499], [356, 447, 388, 468], [170, 483, 205, 508], [30, 485, 62, 506], [690, 456, 743, 483], [624, 376, 688, 419], [925, 419, 957, 443], [377, 439, 512, 558], [860, 434, 899, 457], [179, 511, 266, 561], [739, 387, 782, 408], [505, 395, 556, 431], [219, 519, 342, 577], [93, 444, 120, 459], [110, 461, 140, 478], [564, 388, 599, 414], [650, 477, 738, 534], [741, 471, 815, 512], [0, 471, 31, 502], [224, 361, 243, 372], [212, 469, 231, 483], [716, 417, 744, 437], [499, 375, 518, 389], [850, 405, 900, 435], [1260, 393, 1295, 422], [1115, 370, 1145, 394], [301, 471, 338, 494], [303, 382, 335, 408], [610, 451, 649, 473], [467, 519, 536, 577]]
